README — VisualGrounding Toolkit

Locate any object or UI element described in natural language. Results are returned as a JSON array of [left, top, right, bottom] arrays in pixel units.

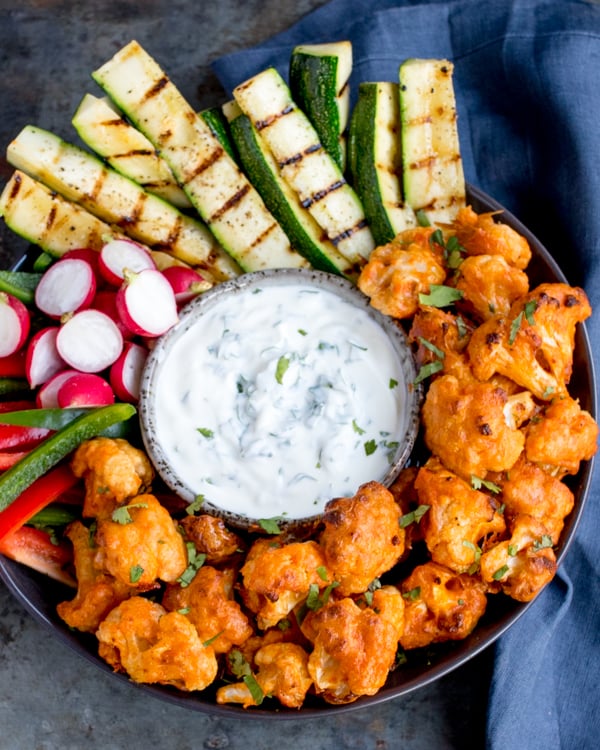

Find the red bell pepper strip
[[0, 349, 26, 378], [0, 525, 75, 587], [0, 462, 79, 543], [0, 424, 52, 451], [0, 450, 30, 470], [0, 400, 35, 413]]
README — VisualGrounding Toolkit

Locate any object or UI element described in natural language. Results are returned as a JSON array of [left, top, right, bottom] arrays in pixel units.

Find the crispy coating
[[408, 305, 474, 380], [57, 520, 133, 633], [179, 514, 244, 564], [240, 538, 331, 630], [94, 494, 187, 590], [479, 514, 557, 602], [300, 587, 404, 704], [496, 455, 575, 544], [451, 206, 531, 269], [319, 481, 405, 596], [71, 437, 154, 519], [525, 396, 598, 477], [357, 227, 446, 319], [216, 642, 312, 709], [389, 466, 424, 551], [453, 254, 529, 321], [399, 562, 488, 650], [162, 565, 253, 654], [421, 374, 524, 480], [97, 596, 218, 691], [468, 284, 591, 399], [415, 458, 506, 574]]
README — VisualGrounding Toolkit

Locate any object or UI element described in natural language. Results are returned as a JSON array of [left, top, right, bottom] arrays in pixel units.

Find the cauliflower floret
[[300, 587, 405, 704], [319, 481, 405, 596], [240, 538, 331, 630], [479, 514, 557, 602], [97, 596, 218, 691], [451, 205, 531, 269], [415, 458, 506, 574], [421, 374, 525, 480], [525, 395, 598, 477], [162, 565, 253, 654], [94, 494, 187, 590], [408, 305, 474, 380], [357, 227, 446, 319], [453, 254, 529, 321], [71, 437, 154, 518], [179, 513, 245, 564], [399, 562, 488, 650]]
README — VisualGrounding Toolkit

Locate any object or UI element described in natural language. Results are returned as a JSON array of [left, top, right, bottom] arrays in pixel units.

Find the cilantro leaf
[[111, 503, 148, 525], [419, 284, 464, 308], [399, 504, 430, 528], [275, 355, 290, 384], [258, 517, 282, 535]]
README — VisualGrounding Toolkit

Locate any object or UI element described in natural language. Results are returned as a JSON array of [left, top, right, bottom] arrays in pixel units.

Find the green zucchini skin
[[200, 107, 238, 163]]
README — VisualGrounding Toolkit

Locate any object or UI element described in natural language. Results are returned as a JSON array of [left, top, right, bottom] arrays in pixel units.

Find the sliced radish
[[109, 341, 148, 402], [56, 309, 123, 373], [0, 292, 31, 357], [56, 372, 115, 407], [161, 265, 212, 305], [92, 289, 135, 340], [62, 247, 102, 279], [116, 268, 178, 337], [99, 238, 156, 286], [34, 257, 97, 319], [36, 369, 81, 408], [25, 327, 66, 388]]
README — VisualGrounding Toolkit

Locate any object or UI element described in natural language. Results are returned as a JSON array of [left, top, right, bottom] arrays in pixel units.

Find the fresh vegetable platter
[[0, 39, 596, 715]]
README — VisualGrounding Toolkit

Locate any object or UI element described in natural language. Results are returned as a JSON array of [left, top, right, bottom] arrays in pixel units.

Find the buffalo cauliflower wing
[[451, 205, 531, 269], [179, 513, 245, 564], [453, 254, 529, 321], [408, 305, 474, 381]]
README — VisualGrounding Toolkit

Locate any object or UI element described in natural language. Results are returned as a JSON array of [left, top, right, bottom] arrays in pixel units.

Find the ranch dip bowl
[[139, 268, 422, 531]]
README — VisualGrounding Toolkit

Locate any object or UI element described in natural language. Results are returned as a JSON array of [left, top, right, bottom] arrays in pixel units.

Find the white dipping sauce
[[152, 281, 407, 520]]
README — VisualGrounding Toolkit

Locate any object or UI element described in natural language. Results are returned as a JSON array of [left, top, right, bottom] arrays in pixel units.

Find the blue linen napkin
[[214, 2, 600, 747]]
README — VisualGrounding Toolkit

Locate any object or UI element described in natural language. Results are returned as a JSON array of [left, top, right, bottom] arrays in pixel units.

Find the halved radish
[[0, 292, 31, 357], [161, 265, 212, 305], [92, 290, 135, 340], [56, 372, 115, 407], [34, 257, 97, 319], [116, 268, 178, 337], [25, 326, 66, 388], [99, 238, 156, 286], [0, 349, 27, 378], [56, 309, 123, 373], [62, 247, 102, 279], [36, 369, 81, 408], [109, 341, 148, 402]]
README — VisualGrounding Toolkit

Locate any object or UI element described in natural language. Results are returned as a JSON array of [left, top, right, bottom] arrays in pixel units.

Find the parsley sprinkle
[[275, 355, 290, 384], [399, 504, 430, 528], [129, 565, 144, 584], [419, 284, 464, 308], [186, 495, 206, 515], [533, 535, 553, 551], [414, 359, 444, 385], [177, 543, 206, 587], [258, 517, 282, 535], [317, 565, 329, 582], [493, 565, 509, 580], [471, 476, 501, 494], [197, 427, 214, 439], [111, 503, 148, 525], [364, 439, 377, 456], [418, 336, 445, 360], [402, 586, 421, 602], [416, 209, 431, 227], [352, 419, 366, 435], [389, 378, 399, 389]]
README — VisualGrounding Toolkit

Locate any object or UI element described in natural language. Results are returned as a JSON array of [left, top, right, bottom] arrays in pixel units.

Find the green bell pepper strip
[[0, 406, 137, 438], [0, 402, 136, 513], [0, 270, 43, 304]]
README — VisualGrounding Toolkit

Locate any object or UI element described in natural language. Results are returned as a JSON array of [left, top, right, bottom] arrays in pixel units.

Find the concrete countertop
[[0, 2, 493, 747]]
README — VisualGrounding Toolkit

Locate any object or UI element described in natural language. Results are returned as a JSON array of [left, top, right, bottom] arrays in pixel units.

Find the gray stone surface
[[0, 2, 492, 747]]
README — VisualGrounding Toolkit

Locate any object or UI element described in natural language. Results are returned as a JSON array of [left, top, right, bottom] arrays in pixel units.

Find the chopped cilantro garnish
[[203, 630, 224, 648], [275, 355, 290, 384], [352, 419, 366, 435], [414, 359, 444, 385], [418, 336, 445, 360], [389, 378, 399, 389], [471, 475, 501, 494], [316, 565, 329, 582], [533, 534, 553, 551], [258, 517, 282, 535], [129, 564, 144, 584], [364, 439, 377, 456], [493, 564, 509, 580], [463, 540, 482, 574], [415, 209, 431, 227], [111, 502, 148, 525], [177, 542, 206, 587], [402, 586, 421, 602], [186, 495, 205, 515], [419, 284, 464, 308], [197, 427, 214, 439], [399, 504, 430, 528]]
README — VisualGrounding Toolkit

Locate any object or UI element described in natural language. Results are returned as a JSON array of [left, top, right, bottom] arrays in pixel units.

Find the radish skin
[[116, 268, 178, 337], [92, 290, 135, 340], [56, 309, 124, 373], [109, 341, 148, 402], [25, 327, 66, 388], [34, 258, 97, 319], [62, 247, 102, 279], [99, 239, 156, 286], [0, 292, 31, 357], [36, 369, 81, 408], [56, 372, 115, 407], [161, 265, 212, 305]]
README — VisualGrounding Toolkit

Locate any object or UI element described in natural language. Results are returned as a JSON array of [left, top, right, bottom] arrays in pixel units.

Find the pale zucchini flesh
[[7, 125, 241, 282], [348, 81, 417, 245], [92, 41, 308, 273], [72, 93, 192, 210], [233, 67, 374, 267], [399, 58, 466, 224]]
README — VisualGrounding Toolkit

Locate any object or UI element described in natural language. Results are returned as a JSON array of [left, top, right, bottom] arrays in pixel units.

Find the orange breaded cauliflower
[[451, 205, 531, 269], [319, 481, 405, 596], [525, 395, 598, 477], [468, 284, 591, 400], [479, 514, 557, 602], [453, 254, 529, 321], [97, 596, 218, 691], [57, 520, 133, 633], [399, 562, 488, 650], [357, 227, 446, 319], [421, 374, 524, 480], [71, 437, 154, 519], [300, 587, 404, 704], [495, 455, 575, 544], [216, 642, 313, 709], [162, 565, 253, 654], [240, 538, 331, 630], [408, 305, 474, 380], [179, 513, 245, 564], [415, 458, 506, 574], [94, 494, 187, 590]]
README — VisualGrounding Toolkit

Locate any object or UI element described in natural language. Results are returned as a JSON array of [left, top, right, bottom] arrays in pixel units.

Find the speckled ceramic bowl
[[138, 267, 422, 530]]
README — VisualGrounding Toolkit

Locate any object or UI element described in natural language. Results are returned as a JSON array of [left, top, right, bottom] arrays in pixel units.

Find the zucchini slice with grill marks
[[399, 58, 466, 224], [348, 81, 417, 245], [7, 125, 241, 282], [233, 66, 374, 268], [289, 41, 352, 171], [224, 100, 357, 279], [92, 41, 308, 273]]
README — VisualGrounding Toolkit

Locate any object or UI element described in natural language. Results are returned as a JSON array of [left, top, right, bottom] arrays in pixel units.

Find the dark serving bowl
[[0, 184, 596, 718]]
